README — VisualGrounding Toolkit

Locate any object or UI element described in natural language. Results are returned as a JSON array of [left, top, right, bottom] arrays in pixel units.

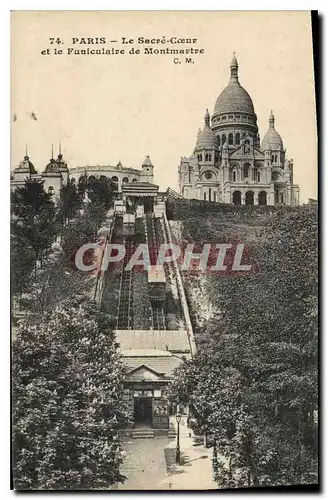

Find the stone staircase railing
[[162, 213, 197, 356]]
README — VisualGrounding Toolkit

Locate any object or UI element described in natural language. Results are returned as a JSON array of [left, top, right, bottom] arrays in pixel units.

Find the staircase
[[131, 428, 155, 439], [128, 427, 177, 439]]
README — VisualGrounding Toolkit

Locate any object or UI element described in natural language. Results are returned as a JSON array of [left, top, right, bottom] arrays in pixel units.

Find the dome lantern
[[230, 51, 238, 81], [204, 108, 210, 127]]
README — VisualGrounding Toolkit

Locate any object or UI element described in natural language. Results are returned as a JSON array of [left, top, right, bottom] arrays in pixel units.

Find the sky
[[11, 11, 317, 202]]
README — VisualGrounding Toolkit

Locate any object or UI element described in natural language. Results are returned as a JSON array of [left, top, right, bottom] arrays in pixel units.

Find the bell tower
[[141, 156, 154, 183]]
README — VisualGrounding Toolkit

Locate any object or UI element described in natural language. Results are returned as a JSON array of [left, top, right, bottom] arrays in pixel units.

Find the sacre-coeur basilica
[[178, 53, 299, 206]]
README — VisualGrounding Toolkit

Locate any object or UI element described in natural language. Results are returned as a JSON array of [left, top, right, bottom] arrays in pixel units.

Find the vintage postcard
[[11, 10, 318, 491]]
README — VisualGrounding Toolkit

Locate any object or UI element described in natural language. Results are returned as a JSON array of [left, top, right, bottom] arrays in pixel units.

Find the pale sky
[[11, 11, 317, 202]]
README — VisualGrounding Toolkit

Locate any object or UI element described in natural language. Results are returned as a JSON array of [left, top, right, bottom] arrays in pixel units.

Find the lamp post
[[175, 411, 181, 464], [212, 439, 218, 479]]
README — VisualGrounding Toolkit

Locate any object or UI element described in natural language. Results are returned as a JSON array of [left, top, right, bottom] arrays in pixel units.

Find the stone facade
[[178, 54, 300, 206], [10, 146, 70, 202], [69, 156, 154, 193], [11, 149, 155, 201]]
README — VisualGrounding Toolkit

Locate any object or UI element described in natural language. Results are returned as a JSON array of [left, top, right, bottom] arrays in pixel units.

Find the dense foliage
[[168, 206, 318, 488], [11, 176, 129, 490], [13, 298, 131, 490], [11, 181, 58, 293]]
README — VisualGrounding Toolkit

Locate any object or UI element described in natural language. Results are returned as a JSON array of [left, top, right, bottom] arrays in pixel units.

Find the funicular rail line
[[145, 213, 167, 331], [151, 307, 166, 330], [116, 232, 134, 330]]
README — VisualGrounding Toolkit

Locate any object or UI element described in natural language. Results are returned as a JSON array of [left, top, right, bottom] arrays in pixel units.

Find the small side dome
[[195, 109, 218, 151], [56, 144, 68, 171], [261, 111, 284, 150], [16, 154, 37, 174], [44, 158, 61, 174], [56, 155, 68, 171]]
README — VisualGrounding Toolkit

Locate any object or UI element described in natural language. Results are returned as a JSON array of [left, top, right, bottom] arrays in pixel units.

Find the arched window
[[198, 154, 202, 162], [257, 171, 261, 182], [205, 153, 209, 162], [99, 175, 107, 181], [244, 163, 250, 178], [112, 176, 118, 184], [222, 134, 226, 145], [132, 178, 138, 182], [48, 186, 54, 194], [233, 171, 236, 182], [280, 193, 284, 204], [236, 133, 240, 145], [217, 136, 221, 147], [208, 154, 212, 162], [71, 177, 76, 184], [228, 133, 233, 145], [122, 177, 129, 184]]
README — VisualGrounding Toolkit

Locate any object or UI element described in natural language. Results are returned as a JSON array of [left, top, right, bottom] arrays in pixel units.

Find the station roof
[[122, 182, 159, 196], [123, 355, 188, 378], [115, 329, 191, 353]]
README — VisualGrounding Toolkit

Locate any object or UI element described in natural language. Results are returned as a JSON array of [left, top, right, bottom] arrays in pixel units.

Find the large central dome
[[214, 54, 255, 115], [214, 82, 254, 115]]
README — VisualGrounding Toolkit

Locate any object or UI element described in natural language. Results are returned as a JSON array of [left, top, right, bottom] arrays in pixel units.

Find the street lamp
[[175, 411, 181, 464], [212, 439, 218, 479]]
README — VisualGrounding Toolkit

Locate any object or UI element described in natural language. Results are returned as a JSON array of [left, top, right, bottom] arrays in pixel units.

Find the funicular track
[[116, 231, 134, 330], [145, 214, 166, 330], [154, 216, 178, 298]]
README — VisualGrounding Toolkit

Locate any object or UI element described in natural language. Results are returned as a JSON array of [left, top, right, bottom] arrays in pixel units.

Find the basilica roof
[[261, 111, 284, 150], [213, 54, 255, 115], [195, 109, 218, 150]]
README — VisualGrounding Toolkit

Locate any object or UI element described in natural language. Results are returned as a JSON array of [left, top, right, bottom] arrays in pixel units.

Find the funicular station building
[[96, 158, 195, 438]]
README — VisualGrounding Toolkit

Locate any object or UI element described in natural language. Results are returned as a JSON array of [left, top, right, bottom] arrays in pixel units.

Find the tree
[[11, 181, 58, 278], [87, 177, 115, 210], [58, 180, 83, 227], [168, 206, 318, 488], [13, 297, 131, 490], [11, 232, 35, 297]]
